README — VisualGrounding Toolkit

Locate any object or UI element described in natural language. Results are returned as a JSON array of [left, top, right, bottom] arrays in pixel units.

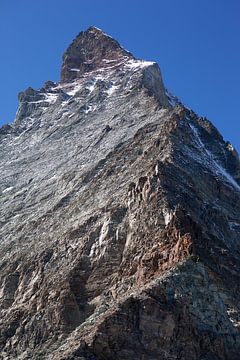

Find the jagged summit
[[12, 27, 170, 127], [60, 26, 134, 83]]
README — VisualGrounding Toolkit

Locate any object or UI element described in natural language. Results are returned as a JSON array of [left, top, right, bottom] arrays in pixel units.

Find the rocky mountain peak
[[13, 27, 170, 127], [1, 27, 240, 360], [60, 26, 134, 83]]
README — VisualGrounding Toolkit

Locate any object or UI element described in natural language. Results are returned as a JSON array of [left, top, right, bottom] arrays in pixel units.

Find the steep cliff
[[0, 26, 240, 360]]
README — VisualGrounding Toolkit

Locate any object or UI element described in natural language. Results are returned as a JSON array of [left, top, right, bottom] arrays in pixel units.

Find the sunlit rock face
[[60, 26, 135, 83], [0, 27, 240, 360]]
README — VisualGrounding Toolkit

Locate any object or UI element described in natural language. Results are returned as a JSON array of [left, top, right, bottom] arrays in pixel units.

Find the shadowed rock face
[[0, 27, 240, 360]]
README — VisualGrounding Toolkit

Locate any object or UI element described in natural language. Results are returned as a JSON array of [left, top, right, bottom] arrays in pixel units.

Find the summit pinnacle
[[60, 26, 134, 83]]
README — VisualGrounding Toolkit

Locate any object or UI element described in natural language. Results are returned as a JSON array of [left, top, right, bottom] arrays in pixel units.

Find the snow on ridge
[[165, 89, 179, 107], [102, 59, 120, 63], [25, 56, 157, 110], [2, 186, 13, 194], [65, 83, 83, 97], [125, 59, 155, 70], [28, 93, 58, 105], [44, 93, 58, 104], [162, 209, 173, 226], [51, 74, 102, 99], [28, 100, 46, 104], [86, 81, 96, 93], [106, 84, 119, 96], [189, 123, 240, 192], [84, 105, 96, 114]]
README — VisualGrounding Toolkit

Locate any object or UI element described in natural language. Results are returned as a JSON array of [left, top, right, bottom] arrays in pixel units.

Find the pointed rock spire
[[60, 26, 134, 83]]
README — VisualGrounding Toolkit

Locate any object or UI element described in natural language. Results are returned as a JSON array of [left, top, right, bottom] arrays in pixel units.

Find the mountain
[[0, 26, 240, 360]]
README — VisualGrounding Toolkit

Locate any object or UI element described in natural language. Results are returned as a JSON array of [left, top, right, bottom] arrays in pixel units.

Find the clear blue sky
[[0, 0, 239, 151]]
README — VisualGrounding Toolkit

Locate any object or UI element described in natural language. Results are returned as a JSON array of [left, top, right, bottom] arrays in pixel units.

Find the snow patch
[[28, 93, 58, 105], [44, 93, 58, 104], [84, 105, 96, 114], [163, 209, 173, 226], [189, 124, 240, 192], [102, 59, 119, 63], [106, 83, 118, 96], [89, 219, 110, 260], [86, 79, 98, 93], [66, 83, 83, 97], [227, 308, 240, 328], [125, 59, 155, 70], [2, 186, 13, 194], [165, 89, 179, 107], [226, 143, 234, 152]]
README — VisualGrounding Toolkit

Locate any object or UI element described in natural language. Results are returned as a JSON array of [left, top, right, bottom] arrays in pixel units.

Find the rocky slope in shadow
[[0, 26, 240, 360]]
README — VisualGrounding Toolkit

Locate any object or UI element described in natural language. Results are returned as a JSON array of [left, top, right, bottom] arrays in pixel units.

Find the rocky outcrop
[[0, 27, 240, 359], [61, 26, 134, 83]]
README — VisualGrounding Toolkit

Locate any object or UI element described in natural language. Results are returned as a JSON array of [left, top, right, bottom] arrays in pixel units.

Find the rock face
[[0, 27, 240, 360], [60, 26, 134, 83]]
